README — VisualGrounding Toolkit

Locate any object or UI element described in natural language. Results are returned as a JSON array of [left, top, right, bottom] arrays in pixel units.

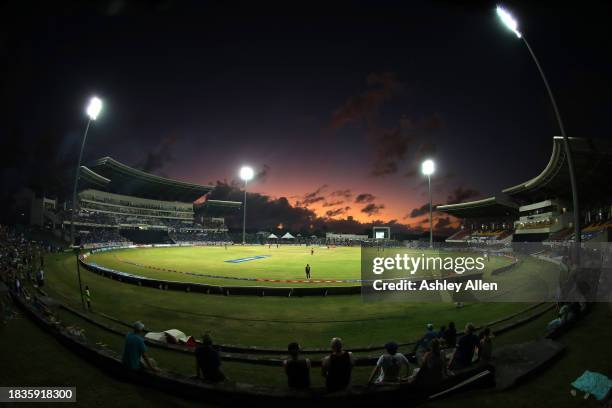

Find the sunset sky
[[3, 1, 611, 230]]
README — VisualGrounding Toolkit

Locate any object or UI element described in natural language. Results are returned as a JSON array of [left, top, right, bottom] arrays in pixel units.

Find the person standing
[[36, 269, 44, 287], [305, 264, 311, 280], [311, 248, 314, 256], [85, 285, 92, 311]]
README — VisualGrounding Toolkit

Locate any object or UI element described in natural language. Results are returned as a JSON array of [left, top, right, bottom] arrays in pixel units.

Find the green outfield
[[84, 245, 513, 287], [40, 247, 554, 350]]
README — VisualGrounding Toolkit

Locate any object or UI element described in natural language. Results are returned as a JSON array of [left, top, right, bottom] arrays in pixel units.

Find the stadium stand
[[42, 157, 241, 246], [439, 137, 612, 243]]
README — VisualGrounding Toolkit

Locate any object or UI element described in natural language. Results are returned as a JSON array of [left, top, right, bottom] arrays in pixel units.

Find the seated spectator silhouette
[[443, 321, 457, 349], [196, 333, 226, 383], [449, 323, 479, 370], [283, 342, 311, 389], [413, 339, 447, 388], [413, 324, 438, 364], [368, 341, 410, 385], [477, 327, 493, 364], [321, 337, 354, 392], [122, 321, 159, 372]]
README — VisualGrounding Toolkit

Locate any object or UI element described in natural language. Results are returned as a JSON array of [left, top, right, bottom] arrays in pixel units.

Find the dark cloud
[[329, 72, 401, 130], [354, 193, 376, 204], [370, 127, 410, 176], [322, 200, 345, 207], [435, 216, 452, 229], [446, 187, 480, 204], [329, 73, 445, 178], [408, 203, 430, 218], [330, 189, 352, 199], [325, 206, 351, 218], [136, 135, 177, 173], [255, 164, 271, 182], [295, 184, 328, 207], [205, 182, 421, 236], [361, 203, 385, 216]]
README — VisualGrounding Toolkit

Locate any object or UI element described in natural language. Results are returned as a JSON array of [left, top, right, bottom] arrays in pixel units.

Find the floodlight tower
[[240, 166, 254, 244], [421, 159, 435, 248], [495, 6, 580, 243], [70, 96, 103, 247], [70, 96, 102, 311]]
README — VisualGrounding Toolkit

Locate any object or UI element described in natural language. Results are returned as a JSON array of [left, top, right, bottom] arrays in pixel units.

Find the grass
[[0, 313, 209, 408], [45, 251, 531, 349], [86, 245, 513, 287]]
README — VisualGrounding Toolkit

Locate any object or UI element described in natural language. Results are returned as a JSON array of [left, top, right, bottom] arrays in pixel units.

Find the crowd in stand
[[79, 228, 131, 246], [0, 227, 47, 324]]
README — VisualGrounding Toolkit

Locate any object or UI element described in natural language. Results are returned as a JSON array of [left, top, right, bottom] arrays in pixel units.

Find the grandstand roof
[[437, 137, 612, 219], [199, 199, 242, 208], [502, 137, 612, 204], [436, 196, 518, 219], [82, 157, 214, 202]]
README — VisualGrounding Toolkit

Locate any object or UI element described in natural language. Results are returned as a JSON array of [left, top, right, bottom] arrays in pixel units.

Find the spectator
[[368, 341, 410, 385], [413, 339, 447, 387], [84, 285, 92, 311], [122, 321, 159, 372], [477, 327, 493, 364], [443, 321, 457, 349], [437, 325, 446, 340], [283, 342, 311, 389], [36, 269, 44, 287], [414, 323, 438, 363], [321, 337, 354, 392], [195, 333, 225, 383], [449, 323, 479, 369]]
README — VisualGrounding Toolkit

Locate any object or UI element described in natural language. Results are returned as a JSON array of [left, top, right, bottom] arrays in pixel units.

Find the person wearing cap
[[368, 341, 410, 385], [413, 323, 438, 364], [122, 321, 159, 372], [195, 333, 226, 383]]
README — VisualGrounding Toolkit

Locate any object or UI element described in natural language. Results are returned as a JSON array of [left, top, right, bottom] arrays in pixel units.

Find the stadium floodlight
[[86, 96, 103, 120], [494, 6, 580, 244], [421, 159, 435, 176], [71, 95, 104, 310], [240, 166, 254, 181], [240, 166, 254, 244], [496, 6, 521, 38], [421, 159, 435, 248]]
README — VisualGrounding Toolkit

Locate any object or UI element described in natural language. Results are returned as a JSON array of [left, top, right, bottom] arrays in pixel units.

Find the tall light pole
[[240, 166, 254, 244], [421, 159, 435, 248], [71, 96, 102, 311], [496, 6, 580, 244], [70, 96, 103, 247]]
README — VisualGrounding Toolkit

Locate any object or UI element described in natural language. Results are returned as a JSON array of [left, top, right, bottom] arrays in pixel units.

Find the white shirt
[[375, 352, 410, 383]]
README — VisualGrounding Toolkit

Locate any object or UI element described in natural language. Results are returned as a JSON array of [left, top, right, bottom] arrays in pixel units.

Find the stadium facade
[[32, 157, 241, 247], [438, 137, 612, 244]]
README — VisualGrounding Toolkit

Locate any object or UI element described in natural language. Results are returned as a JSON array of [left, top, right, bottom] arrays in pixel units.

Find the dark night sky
[[1, 0, 611, 230]]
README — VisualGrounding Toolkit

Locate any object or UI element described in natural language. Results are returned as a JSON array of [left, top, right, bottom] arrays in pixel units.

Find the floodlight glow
[[421, 159, 435, 176], [240, 166, 254, 181], [86, 96, 103, 120], [496, 6, 521, 38]]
